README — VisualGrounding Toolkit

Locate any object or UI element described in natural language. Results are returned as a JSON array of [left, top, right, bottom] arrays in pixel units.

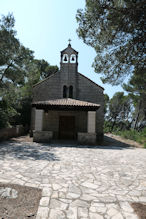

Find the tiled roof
[[32, 98, 100, 110], [61, 44, 78, 54]]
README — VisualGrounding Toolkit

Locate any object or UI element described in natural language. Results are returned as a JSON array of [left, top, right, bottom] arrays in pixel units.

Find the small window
[[70, 54, 76, 63], [62, 54, 68, 63], [63, 85, 67, 98], [69, 85, 73, 98]]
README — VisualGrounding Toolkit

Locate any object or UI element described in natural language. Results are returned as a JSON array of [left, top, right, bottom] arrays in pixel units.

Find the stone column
[[35, 109, 44, 131], [30, 107, 35, 131], [87, 111, 96, 133], [77, 111, 96, 145]]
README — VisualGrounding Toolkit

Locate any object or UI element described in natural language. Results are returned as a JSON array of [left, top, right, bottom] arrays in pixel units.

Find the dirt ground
[[131, 203, 146, 219], [11, 135, 33, 143], [11, 133, 144, 148], [0, 184, 42, 219]]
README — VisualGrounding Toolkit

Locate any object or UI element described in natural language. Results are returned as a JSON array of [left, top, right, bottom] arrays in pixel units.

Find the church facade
[[31, 43, 104, 144]]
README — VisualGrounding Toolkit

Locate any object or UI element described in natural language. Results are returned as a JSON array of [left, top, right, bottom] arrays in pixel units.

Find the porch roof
[[32, 98, 100, 111]]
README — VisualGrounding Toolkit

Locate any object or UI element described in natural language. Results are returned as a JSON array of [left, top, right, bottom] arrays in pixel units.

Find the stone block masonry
[[33, 131, 53, 143], [35, 110, 43, 131], [78, 132, 96, 145]]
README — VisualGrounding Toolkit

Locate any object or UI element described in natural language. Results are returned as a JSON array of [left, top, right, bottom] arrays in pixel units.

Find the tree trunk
[[110, 116, 117, 132], [0, 62, 13, 83], [134, 100, 141, 130]]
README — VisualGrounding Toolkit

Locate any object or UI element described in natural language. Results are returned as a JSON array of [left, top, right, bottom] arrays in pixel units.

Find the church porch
[[32, 98, 100, 144]]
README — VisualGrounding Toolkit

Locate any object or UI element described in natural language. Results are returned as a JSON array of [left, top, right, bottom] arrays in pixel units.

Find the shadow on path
[[0, 141, 59, 161], [102, 135, 133, 148], [0, 134, 134, 161], [50, 135, 133, 150]]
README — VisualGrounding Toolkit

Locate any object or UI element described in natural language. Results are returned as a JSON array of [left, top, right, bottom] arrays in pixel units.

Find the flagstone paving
[[0, 141, 146, 219]]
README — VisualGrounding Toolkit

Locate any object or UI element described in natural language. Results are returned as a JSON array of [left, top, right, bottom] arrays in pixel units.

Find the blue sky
[[1, 0, 124, 98]]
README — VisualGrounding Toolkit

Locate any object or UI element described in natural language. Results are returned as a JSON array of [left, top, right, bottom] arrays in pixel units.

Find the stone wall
[[30, 107, 35, 131], [35, 109, 43, 131], [78, 132, 96, 145], [33, 131, 53, 143], [77, 73, 104, 136], [0, 125, 28, 141], [33, 71, 61, 101]]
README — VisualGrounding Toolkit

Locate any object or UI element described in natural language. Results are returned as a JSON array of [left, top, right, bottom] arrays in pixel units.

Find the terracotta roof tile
[[32, 98, 100, 108]]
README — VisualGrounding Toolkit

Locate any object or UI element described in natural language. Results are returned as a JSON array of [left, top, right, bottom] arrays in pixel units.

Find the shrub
[[113, 128, 146, 148]]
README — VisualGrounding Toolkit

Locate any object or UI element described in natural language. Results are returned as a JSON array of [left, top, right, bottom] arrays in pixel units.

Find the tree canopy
[[77, 0, 146, 131], [104, 92, 133, 131], [0, 14, 34, 87], [76, 0, 145, 85], [0, 13, 58, 128], [123, 69, 146, 129]]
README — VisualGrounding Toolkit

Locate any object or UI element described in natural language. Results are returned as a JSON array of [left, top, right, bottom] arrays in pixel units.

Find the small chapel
[[31, 41, 104, 144]]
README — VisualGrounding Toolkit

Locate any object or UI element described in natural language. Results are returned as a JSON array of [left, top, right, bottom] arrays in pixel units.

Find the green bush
[[113, 128, 146, 148]]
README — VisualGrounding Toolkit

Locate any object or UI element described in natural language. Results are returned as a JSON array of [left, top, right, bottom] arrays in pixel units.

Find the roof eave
[[33, 71, 59, 88], [78, 72, 104, 90], [61, 47, 78, 55], [32, 103, 100, 111]]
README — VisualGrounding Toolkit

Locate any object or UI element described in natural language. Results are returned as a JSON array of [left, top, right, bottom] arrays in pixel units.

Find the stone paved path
[[0, 141, 146, 219]]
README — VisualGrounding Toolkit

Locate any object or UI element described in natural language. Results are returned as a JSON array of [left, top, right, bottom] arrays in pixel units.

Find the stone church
[[31, 42, 104, 144]]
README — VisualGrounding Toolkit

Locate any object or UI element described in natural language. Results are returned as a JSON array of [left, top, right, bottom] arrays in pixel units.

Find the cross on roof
[[68, 39, 71, 45]]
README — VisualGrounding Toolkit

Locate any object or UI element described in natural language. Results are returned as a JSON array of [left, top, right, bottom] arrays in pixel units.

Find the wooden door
[[59, 116, 75, 139]]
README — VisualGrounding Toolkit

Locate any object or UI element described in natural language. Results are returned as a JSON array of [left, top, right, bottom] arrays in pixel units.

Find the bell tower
[[60, 40, 78, 98]]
